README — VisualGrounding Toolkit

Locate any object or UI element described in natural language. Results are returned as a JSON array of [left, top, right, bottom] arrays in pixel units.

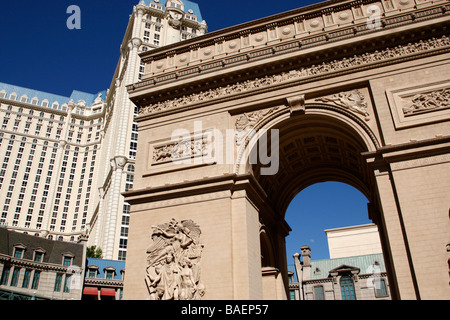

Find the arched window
[[31, 97, 39, 105], [340, 275, 356, 300]]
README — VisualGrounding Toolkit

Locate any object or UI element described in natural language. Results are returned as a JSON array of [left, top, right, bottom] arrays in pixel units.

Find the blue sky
[[285, 182, 370, 261], [0, 0, 372, 261], [0, 0, 322, 96]]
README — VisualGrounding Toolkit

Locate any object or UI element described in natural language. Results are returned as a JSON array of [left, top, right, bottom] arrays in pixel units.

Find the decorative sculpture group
[[145, 219, 205, 300], [402, 88, 450, 116]]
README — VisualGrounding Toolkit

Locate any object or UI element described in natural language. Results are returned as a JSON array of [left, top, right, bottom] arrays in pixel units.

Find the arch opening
[[249, 112, 377, 215], [285, 181, 371, 262], [245, 111, 390, 300]]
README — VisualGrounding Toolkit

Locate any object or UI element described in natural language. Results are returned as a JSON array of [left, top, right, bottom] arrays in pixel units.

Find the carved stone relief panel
[[386, 81, 450, 129], [145, 218, 205, 300], [151, 135, 209, 165], [143, 128, 226, 180], [315, 89, 371, 121], [146, 130, 215, 175], [234, 106, 281, 146]]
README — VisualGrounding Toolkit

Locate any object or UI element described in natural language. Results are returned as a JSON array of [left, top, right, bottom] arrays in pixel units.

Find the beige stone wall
[[391, 160, 450, 299], [134, 110, 235, 190], [326, 224, 383, 259], [123, 183, 268, 300], [125, 0, 450, 300]]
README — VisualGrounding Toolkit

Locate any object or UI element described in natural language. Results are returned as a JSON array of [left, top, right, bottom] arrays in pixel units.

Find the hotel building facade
[[0, 0, 207, 261]]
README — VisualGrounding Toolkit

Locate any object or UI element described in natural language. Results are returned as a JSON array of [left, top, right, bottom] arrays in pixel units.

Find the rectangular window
[[22, 269, 32, 288], [154, 33, 160, 46], [13, 248, 23, 259], [10, 267, 20, 287], [340, 276, 356, 300], [375, 279, 388, 297], [34, 251, 43, 262], [0, 266, 10, 285], [31, 271, 40, 289], [120, 227, 129, 237], [54, 273, 63, 292], [106, 271, 114, 280], [314, 286, 325, 300], [289, 290, 295, 301], [119, 239, 128, 249], [118, 250, 127, 261], [63, 275, 71, 293], [63, 256, 72, 266]]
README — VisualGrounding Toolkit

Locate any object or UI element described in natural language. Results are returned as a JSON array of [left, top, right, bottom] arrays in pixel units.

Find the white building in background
[[0, 0, 207, 260], [290, 224, 390, 300], [325, 224, 384, 259]]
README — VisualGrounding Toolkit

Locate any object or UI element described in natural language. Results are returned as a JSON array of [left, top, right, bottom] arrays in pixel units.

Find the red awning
[[83, 287, 98, 296], [100, 288, 116, 297]]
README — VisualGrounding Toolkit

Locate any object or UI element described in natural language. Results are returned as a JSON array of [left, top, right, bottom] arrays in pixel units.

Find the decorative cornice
[[136, 35, 450, 117], [135, 1, 449, 65], [136, 0, 374, 59], [0, 97, 68, 116], [84, 277, 123, 287], [0, 254, 73, 273]]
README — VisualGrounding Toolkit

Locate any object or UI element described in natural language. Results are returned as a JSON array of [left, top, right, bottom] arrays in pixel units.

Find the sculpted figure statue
[[145, 219, 205, 300], [316, 90, 370, 120]]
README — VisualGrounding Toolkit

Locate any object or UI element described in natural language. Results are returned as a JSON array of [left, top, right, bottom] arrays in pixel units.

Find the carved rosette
[[145, 219, 205, 300]]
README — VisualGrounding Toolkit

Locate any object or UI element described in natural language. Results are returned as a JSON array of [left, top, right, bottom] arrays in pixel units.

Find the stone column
[[123, 175, 270, 300], [230, 188, 263, 299], [371, 164, 417, 300]]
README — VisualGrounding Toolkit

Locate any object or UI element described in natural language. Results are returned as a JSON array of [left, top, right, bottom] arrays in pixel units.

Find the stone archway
[[237, 102, 383, 299], [123, 0, 450, 300]]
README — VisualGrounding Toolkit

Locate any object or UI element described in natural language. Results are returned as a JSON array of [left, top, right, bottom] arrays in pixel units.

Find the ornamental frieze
[[138, 35, 450, 116]]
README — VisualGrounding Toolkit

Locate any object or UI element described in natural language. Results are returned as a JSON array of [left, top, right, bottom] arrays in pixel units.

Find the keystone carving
[[287, 95, 305, 114], [145, 219, 205, 300]]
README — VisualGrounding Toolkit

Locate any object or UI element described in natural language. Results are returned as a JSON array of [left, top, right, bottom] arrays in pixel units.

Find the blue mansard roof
[[288, 253, 386, 283], [86, 258, 125, 281], [139, 0, 203, 21], [0, 81, 106, 110], [309, 253, 386, 280]]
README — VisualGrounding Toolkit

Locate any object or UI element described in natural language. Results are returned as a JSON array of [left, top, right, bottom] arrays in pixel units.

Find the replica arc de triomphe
[[122, 0, 450, 300]]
